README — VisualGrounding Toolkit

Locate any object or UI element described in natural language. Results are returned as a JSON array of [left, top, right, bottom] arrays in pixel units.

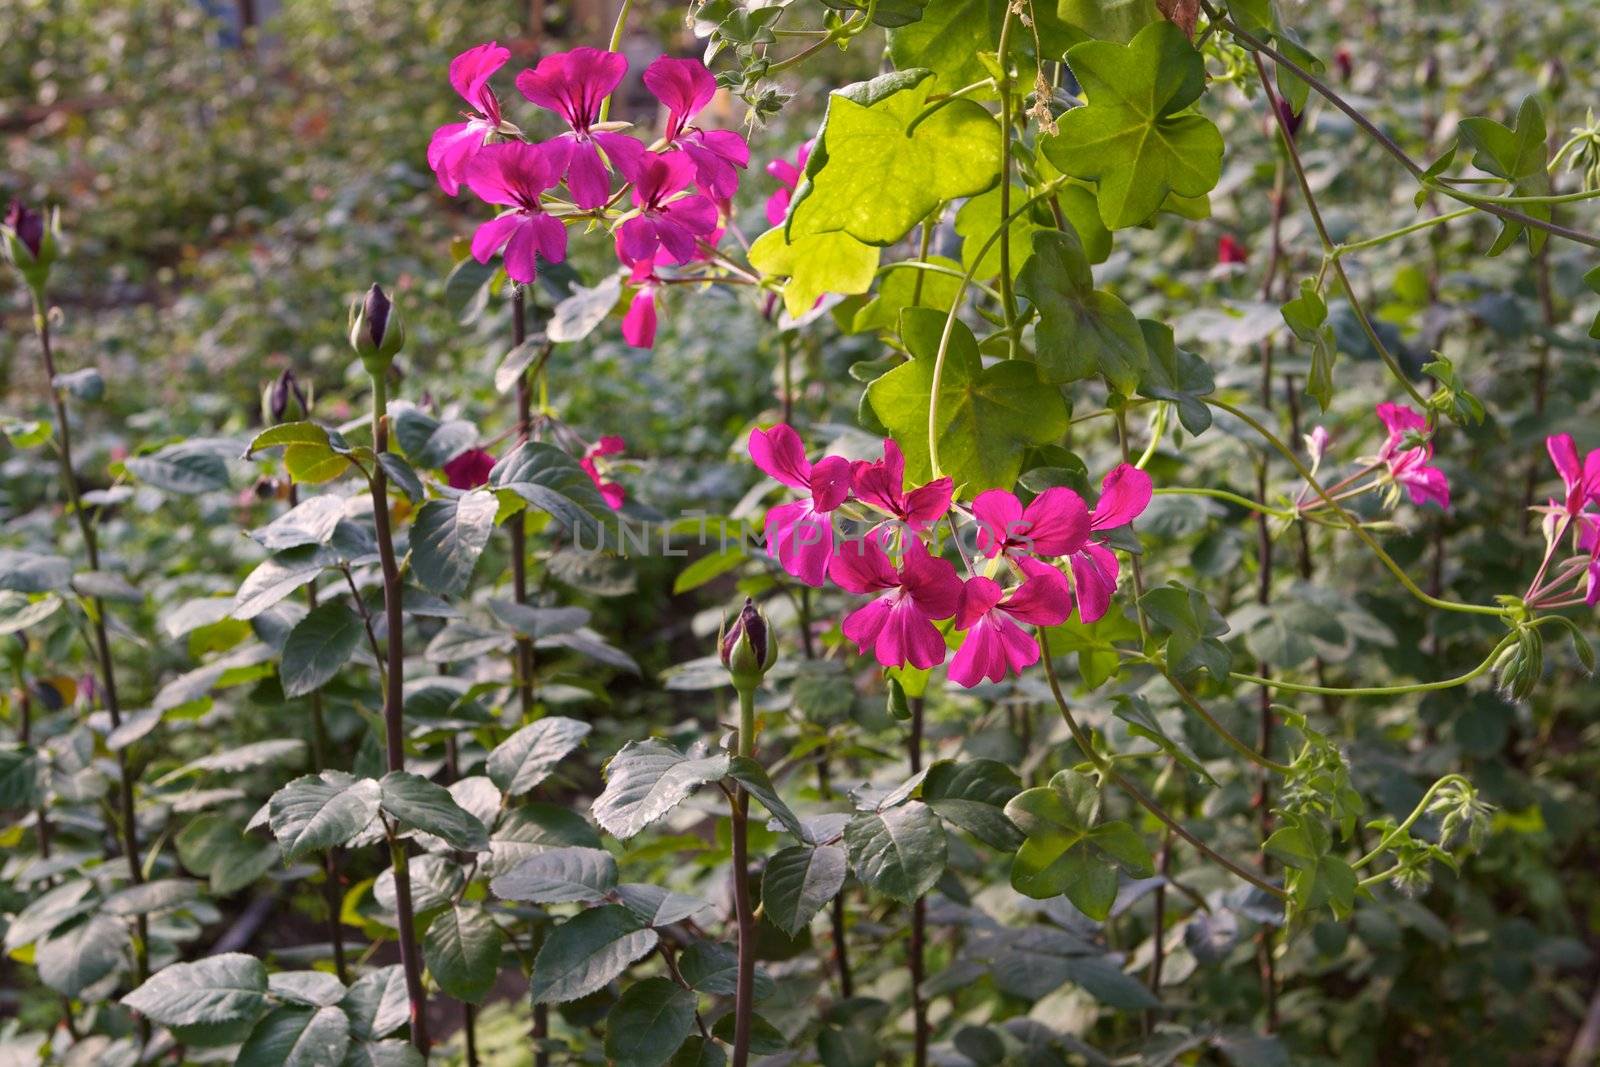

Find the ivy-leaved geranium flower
[[1545, 433, 1600, 519], [621, 260, 660, 348], [1577, 515, 1600, 606], [972, 465, 1151, 623], [463, 141, 568, 284], [428, 42, 510, 196], [581, 435, 627, 509], [443, 448, 496, 489], [830, 533, 962, 670], [851, 438, 952, 533], [616, 152, 718, 266], [749, 424, 852, 587], [764, 140, 812, 226], [1374, 402, 1450, 510], [949, 561, 1073, 687], [643, 56, 749, 201], [515, 47, 645, 209]]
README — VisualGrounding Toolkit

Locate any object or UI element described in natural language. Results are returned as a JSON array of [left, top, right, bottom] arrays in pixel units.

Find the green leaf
[[1136, 319, 1213, 433], [1018, 228, 1147, 393], [592, 740, 731, 841], [789, 68, 1001, 246], [249, 421, 335, 455], [1111, 694, 1217, 784], [1003, 770, 1153, 919], [268, 772, 382, 860], [233, 545, 333, 620], [0, 549, 71, 593], [1458, 96, 1550, 254], [1281, 278, 1336, 411], [1043, 21, 1223, 228], [762, 844, 848, 937], [280, 601, 364, 698], [1058, 0, 1159, 41], [844, 802, 947, 903], [53, 367, 104, 402], [748, 226, 881, 319], [490, 846, 618, 904], [485, 716, 591, 796], [530, 904, 658, 1004], [1140, 581, 1232, 680], [0, 745, 40, 808], [104, 879, 202, 918], [122, 953, 271, 1027], [1263, 814, 1356, 918], [237, 1005, 351, 1067], [603, 977, 696, 1067], [851, 257, 963, 334], [548, 273, 624, 344], [378, 454, 424, 503], [341, 966, 409, 1040], [379, 772, 490, 852], [124, 441, 231, 494], [868, 306, 1069, 492], [918, 759, 1024, 850], [251, 494, 348, 552], [488, 442, 612, 542], [727, 756, 804, 838], [36, 916, 126, 996], [409, 490, 498, 597], [423, 905, 503, 1004], [342, 1040, 427, 1067]]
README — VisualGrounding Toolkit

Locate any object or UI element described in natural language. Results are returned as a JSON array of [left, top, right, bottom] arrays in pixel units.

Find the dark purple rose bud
[[262, 367, 311, 424], [3, 198, 58, 288], [349, 283, 405, 374], [720, 597, 776, 689], [1274, 96, 1303, 140], [5, 200, 44, 258]]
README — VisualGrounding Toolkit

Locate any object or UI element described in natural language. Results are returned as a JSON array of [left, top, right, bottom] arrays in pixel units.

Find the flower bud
[[720, 597, 776, 690], [2, 199, 59, 291], [261, 368, 312, 424], [1273, 96, 1303, 141], [349, 283, 405, 375]]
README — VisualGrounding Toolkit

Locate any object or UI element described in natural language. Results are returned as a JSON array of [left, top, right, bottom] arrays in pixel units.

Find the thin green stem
[[996, 5, 1019, 339], [1426, 181, 1600, 208], [596, 0, 634, 122], [1161, 672, 1294, 775], [1208, 398, 1507, 618], [1230, 632, 1516, 697], [904, 79, 997, 135], [1136, 403, 1170, 470], [730, 684, 758, 1067], [1154, 486, 1293, 518], [1333, 206, 1475, 256], [1037, 630, 1288, 900], [879, 259, 1002, 304], [1353, 774, 1473, 869]]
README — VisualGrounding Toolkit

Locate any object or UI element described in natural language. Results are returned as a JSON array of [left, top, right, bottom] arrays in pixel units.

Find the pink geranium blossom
[[851, 439, 953, 532], [765, 140, 812, 226], [971, 465, 1151, 623], [616, 152, 719, 265], [443, 448, 496, 489], [581, 435, 627, 509], [1375, 402, 1450, 510], [463, 142, 568, 284], [516, 48, 646, 209], [1545, 434, 1600, 519], [621, 260, 660, 348], [749, 424, 852, 587], [428, 43, 510, 196], [643, 56, 750, 201], [830, 534, 962, 670], [1578, 516, 1600, 606], [948, 561, 1073, 687]]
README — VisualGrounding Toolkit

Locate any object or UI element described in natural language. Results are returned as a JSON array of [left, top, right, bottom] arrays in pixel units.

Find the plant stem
[[1160, 672, 1293, 774], [595, 0, 634, 122], [730, 684, 758, 1067], [509, 290, 537, 718], [28, 292, 151, 1011], [368, 372, 430, 1054], [1230, 632, 1517, 696], [907, 696, 929, 1067], [996, 5, 1019, 343], [1037, 630, 1287, 900]]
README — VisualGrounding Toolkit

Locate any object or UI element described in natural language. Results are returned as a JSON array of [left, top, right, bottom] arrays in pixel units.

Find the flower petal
[[1069, 543, 1120, 623], [829, 535, 899, 595], [1022, 486, 1091, 554], [748, 424, 812, 490], [1090, 464, 1153, 531], [972, 489, 1024, 558]]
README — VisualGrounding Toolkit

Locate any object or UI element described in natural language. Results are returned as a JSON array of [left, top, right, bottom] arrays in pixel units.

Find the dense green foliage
[[4, 1, 1600, 1065]]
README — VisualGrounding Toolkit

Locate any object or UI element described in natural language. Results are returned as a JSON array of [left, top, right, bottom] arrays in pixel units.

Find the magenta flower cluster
[[1540, 434, 1600, 604], [749, 425, 1152, 688], [428, 43, 752, 347]]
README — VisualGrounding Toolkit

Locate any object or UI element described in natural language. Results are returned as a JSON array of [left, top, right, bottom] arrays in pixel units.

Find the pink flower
[[643, 56, 750, 201], [971, 465, 1151, 623], [443, 448, 496, 489], [581, 435, 627, 509], [1579, 515, 1600, 606], [1216, 234, 1248, 264], [749, 424, 852, 587], [764, 140, 812, 226], [621, 260, 659, 348], [616, 152, 719, 265], [516, 48, 646, 209], [830, 534, 962, 670], [851, 439, 953, 532], [948, 561, 1073, 687], [464, 142, 568, 284], [427, 42, 510, 196], [1545, 434, 1600, 519], [1376, 403, 1450, 510]]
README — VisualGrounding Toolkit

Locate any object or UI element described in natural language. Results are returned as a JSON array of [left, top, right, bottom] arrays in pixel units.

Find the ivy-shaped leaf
[[1140, 581, 1232, 681], [868, 307, 1069, 493], [1003, 770, 1153, 919], [1263, 812, 1357, 919], [788, 68, 1001, 246], [1136, 319, 1214, 433], [1043, 20, 1223, 229], [1281, 278, 1336, 411], [1018, 228, 1147, 394], [749, 225, 882, 320], [1458, 96, 1551, 255]]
